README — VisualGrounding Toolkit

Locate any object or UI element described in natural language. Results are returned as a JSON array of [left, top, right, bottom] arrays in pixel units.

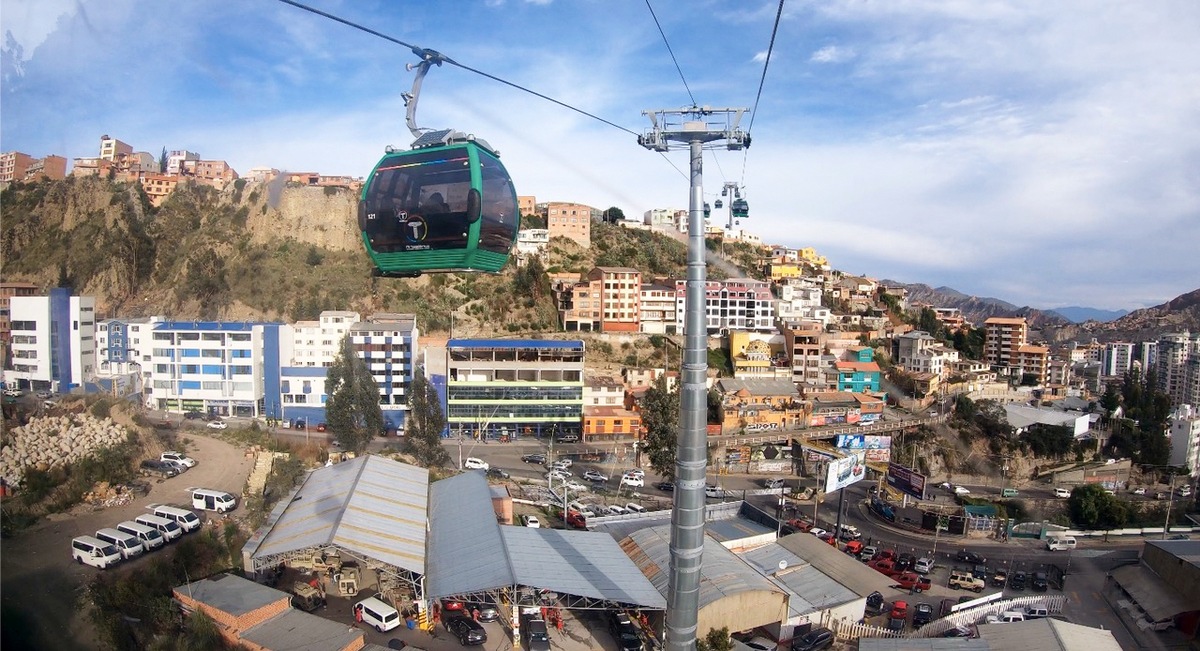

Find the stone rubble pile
[[0, 414, 129, 486]]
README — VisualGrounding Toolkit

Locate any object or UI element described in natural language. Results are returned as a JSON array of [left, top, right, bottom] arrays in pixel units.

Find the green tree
[[403, 367, 452, 468], [916, 307, 944, 338], [1099, 383, 1121, 414], [324, 335, 383, 452], [640, 376, 681, 479], [1067, 484, 1129, 529], [603, 206, 626, 223], [159, 146, 168, 173], [696, 627, 733, 651]]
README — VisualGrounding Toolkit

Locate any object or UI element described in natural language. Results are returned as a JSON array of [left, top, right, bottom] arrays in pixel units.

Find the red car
[[872, 550, 896, 563], [441, 598, 465, 612], [786, 518, 814, 533], [316, 423, 327, 432], [869, 559, 900, 578], [890, 600, 909, 619], [893, 572, 932, 593]]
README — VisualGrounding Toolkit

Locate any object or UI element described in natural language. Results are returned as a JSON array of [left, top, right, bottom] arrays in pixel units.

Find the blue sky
[[3, 0, 1198, 312]]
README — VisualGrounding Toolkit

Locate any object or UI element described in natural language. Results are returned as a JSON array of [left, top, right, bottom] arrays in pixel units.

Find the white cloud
[[810, 45, 854, 63]]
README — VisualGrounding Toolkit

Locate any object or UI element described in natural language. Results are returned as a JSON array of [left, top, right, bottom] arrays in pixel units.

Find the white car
[[160, 451, 196, 468], [914, 557, 934, 574], [3, 389, 21, 397], [1054, 487, 1071, 498], [704, 485, 728, 498], [809, 527, 829, 538], [954, 485, 971, 495], [607, 505, 629, 516], [546, 469, 572, 481], [625, 503, 646, 513], [35, 390, 53, 399], [563, 480, 589, 493], [205, 420, 228, 430], [620, 474, 644, 488], [583, 470, 609, 483], [553, 458, 573, 468], [1132, 487, 1147, 495], [624, 469, 645, 478], [464, 457, 489, 470], [523, 515, 541, 528]]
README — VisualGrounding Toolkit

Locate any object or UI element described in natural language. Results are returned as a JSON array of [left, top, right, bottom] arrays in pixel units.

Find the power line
[[644, 0, 696, 106], [742, 0, 787, 185], [277, 0, 638, 137]]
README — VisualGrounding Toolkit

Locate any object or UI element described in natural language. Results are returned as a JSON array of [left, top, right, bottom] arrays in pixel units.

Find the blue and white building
[[145, 320, 283, 418], [7, 288, 96, 392]]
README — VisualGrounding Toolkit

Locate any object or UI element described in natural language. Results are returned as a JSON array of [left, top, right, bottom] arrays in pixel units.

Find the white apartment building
[[639, 282, 677, 335], [514, 229, 550, 262], [584, 375, 625, 407], [1156, 332, 1200, 409], [146, 321, 282, 418], [1102, 342, 1135, 377], [348, 314, 419, 429], [290, 311, 360, 367], [1168, 405, 1200, 477], [774, 284, 831, 327], [894, 330, 961, 379], [7, 289, 96, 392], [676, 278, 775, 335]]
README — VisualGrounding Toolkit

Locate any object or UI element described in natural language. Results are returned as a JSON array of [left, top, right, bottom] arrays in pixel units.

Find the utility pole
[[639, 105, 749, 651]]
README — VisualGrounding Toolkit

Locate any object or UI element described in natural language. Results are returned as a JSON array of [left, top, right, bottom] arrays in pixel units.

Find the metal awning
[[1111, 564, 1194, 621]]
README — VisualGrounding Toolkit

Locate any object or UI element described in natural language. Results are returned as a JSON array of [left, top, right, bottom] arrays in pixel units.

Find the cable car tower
[[638, 105, 749, 651]]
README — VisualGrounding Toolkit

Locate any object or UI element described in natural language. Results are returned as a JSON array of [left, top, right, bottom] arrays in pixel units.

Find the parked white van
[[568, 501, 596, 518], [1024, 603, 1050, 619], [998, 610, 1026, 623], [95, 528, 144, 560], [1046, 535, 1077, 551], [191, 488, 238, 513], [71, 535, 123, 569], [116, 521, 165, 551], [136, 513, 183, 542], [149, 504, 202, 532], [355, 596, 401, 632]]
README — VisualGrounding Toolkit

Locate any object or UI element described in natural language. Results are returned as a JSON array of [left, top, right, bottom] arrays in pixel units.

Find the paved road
[[0, 434, 255, 650]]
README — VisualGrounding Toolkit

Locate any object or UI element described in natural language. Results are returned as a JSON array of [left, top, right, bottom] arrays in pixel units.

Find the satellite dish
[[778, 560, 788, 571]]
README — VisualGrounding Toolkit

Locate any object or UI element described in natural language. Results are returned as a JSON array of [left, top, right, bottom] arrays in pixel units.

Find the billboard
[[835, 435, 892, 463], [886, 462, 927, 501], [824, 451, 867, 493]]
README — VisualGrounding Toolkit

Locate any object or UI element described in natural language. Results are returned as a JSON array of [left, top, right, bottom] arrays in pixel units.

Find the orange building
[[583, 405, 642, 442], [546, 201, 592, 247], [518, 195, 537, 216], [140, 173, 181, 206], [0, 152, 33, 183]]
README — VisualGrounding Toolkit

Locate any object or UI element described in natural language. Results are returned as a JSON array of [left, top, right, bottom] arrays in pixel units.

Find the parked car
[[886, 617, 906, 632], [467, 596, 499, 622], [554, 459, 573, 468], [486, 467, 510, 479], [563, 480, 589, 493], [1132, 487, 1147, 495], [608, 612, 644, 651], [624, 469, 645, 478], [139, 459, 179, 478], [895, 553, 916, 573], [956, 550, 986, 565], [445, 615, 487, 645], [942, 624, 975, 638], [607, 505, 629, 516], [205, 420, 228, 430], [912, 603, 935, 629], [464, 457, 489, 470], [890, 601, 909, 620], [625, 503, 646, 513], [991, 569, 1008, 588], [160, 451, 196, 468], [869, 559, 900, 578], [789, 626, 833, 651], [584, 470, 609, 483], [621, 474, 645, 488], [742, 636, 776, 651], [1054, 487, 1071, 498], [522, 515, 541, 528], [704, 484, 728, 498], [860, 545, 878, 560], [1031, 572, 1049, 592], [843, 540, 864, 555], [36, 390, 54, 399], [914, 557, 934, 574], [894, 572, 932, 593], [948, 570, 985, 593], [654, 481, 674, 492], [787, 519, 815, 534], [1008, 571, 1027, 591], [521, 453, 547, 464], [184, 411, 204, 420], [316, 422, 327, 432], [864, 591, 886, 616], [546, 469, 571, 481]]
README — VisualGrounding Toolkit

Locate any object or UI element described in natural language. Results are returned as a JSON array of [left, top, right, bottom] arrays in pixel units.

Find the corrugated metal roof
[[741, 544, 858, 616], [979, 617, 1122, 651], [776, 533, 894, 597], [502, 527, 666, 609], [1111, 564, 1195, 622], [240, 608, 363, 651], [621, 526, 784, 609], [706, 517, 775, 543], [426, 472, 665, 608], [251, 455, 428, 575], [426, 471, 514, 598], [858, 639, 989, 651]]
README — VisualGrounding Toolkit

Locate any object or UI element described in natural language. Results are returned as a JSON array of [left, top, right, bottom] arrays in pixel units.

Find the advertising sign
[[824, 451, 866, 493], [836, 435, 892, 463], [886, 462, 927, 501]]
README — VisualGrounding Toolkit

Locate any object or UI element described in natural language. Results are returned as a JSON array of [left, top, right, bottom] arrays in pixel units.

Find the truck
[[893, 572, 932, 593], [291, 582, 326, 612]]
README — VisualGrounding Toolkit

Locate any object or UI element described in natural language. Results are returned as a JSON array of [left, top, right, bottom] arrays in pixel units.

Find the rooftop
[[173, 573, 287, 617]]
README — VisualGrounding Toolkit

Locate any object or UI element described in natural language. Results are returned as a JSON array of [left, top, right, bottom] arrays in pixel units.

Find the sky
[[2, 0, 1198, 312]]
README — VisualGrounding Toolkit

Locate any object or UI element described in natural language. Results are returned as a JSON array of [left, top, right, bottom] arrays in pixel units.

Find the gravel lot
[[0, 434, 255, 650]]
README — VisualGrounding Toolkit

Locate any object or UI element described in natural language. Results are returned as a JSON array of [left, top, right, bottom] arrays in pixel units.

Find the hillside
[[0, 177, 748, 334], [1041, 287, 1200, 344], [1051, 306, 1128, 323], [884, 281, 1071, 329]]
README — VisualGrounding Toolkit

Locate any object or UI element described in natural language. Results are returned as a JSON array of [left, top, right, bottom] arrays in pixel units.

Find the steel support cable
[[741, 0, 786, 185], [644, 0, 697, 107]]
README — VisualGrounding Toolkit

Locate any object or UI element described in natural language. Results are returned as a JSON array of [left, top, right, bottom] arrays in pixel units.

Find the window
[[181, 365, 199, 374], [231, 366, 252, 376], [202, 365, 223, 375], [181, 349, 201, 357]]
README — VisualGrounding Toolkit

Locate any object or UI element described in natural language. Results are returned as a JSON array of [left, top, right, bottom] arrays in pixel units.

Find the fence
[[913, 594, 1067, 638], [829, 618, 902, 641]]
